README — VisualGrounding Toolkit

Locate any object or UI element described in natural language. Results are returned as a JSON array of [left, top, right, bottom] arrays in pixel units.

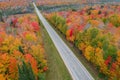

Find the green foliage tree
[[18, 60, 36, 80]]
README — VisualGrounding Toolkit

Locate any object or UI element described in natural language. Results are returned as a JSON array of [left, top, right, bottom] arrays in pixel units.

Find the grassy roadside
[[39, 22, 72, 80], [46, 21, 101, 80]]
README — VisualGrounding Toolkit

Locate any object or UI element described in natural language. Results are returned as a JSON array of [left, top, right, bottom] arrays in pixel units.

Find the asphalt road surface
[[33, 3, 94, 80]]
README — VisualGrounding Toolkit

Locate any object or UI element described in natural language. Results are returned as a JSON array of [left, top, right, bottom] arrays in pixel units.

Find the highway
[[33, 3, 94, 80]]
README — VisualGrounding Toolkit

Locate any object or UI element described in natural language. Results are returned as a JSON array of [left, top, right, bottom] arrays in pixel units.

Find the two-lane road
[[33, 3, 94, 80]]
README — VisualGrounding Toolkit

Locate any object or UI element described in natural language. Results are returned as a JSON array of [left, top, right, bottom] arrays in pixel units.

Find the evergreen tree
[[18, 60, 36, 80]]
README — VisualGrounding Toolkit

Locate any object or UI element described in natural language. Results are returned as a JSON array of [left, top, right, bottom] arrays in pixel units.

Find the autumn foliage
[[47, 5, 120, 79], [0, 14, 48, 80]]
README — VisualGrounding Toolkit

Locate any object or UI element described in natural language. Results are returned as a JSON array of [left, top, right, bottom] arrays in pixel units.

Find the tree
[[0, 10, 3, 22]]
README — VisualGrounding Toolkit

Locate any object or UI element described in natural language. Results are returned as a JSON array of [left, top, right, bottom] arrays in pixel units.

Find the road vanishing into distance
[[33, 3, 94, 80]]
